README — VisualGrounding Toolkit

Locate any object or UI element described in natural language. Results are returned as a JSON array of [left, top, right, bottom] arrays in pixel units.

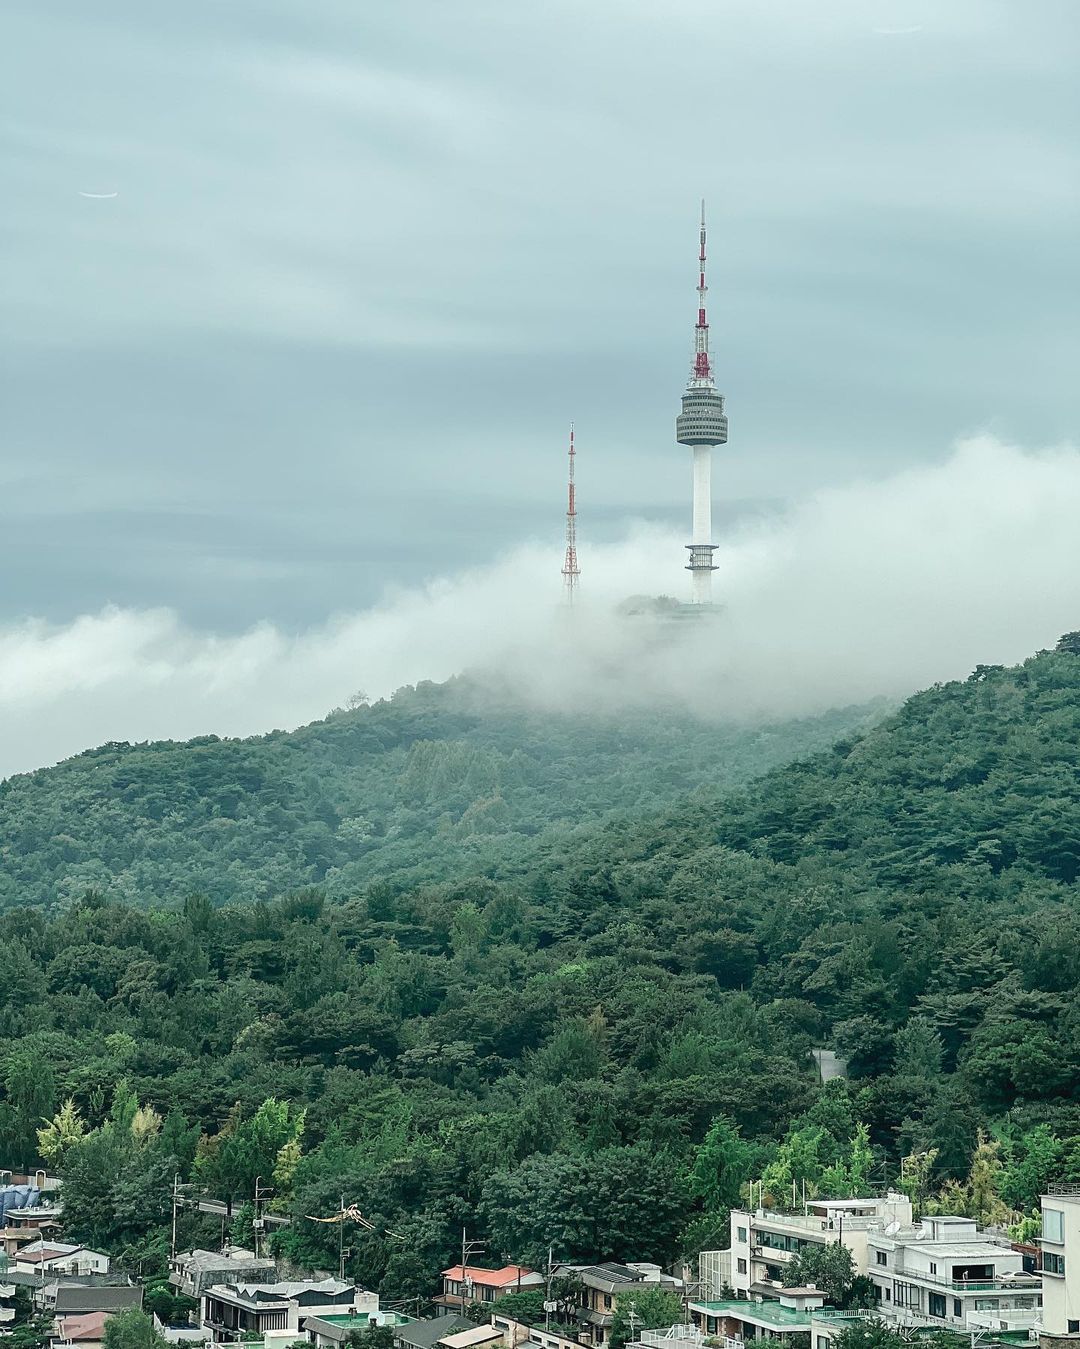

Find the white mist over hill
[[2, 435, 1079, 779]]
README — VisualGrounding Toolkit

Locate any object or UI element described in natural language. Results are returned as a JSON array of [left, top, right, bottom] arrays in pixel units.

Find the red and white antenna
[[561, 422, 580, 604], [692, 198, 712, 384]]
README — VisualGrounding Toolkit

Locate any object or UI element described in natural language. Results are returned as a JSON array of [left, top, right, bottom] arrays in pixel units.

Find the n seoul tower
[[675, 200, 728, 605]]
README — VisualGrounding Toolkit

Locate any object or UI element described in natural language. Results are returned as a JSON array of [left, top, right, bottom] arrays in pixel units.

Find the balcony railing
[[892, 1269, 1040, 1294], [753, 1210, 880, 1233]]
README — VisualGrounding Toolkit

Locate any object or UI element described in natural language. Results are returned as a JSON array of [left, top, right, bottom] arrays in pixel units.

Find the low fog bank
[[3, 436, 1079, 779]]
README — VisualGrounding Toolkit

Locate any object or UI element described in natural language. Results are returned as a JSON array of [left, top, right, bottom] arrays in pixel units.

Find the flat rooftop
[[691, 1301, 810, 1331], [309, 1314, 414, 1327]]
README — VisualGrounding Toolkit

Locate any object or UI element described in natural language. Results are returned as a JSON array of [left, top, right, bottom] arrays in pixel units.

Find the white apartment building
[[1040, 1187, 1080, 1346], [867, 1215, 1041, 1332], [727, 1195, 913, 1295]]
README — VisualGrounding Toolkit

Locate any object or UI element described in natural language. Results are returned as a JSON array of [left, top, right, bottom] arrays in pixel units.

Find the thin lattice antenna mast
[[561, 422, 580, 604], [693, 197, 712, 382]]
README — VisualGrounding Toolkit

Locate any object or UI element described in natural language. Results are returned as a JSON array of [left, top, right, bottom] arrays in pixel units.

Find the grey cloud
[[0, 0, 1077, 663]]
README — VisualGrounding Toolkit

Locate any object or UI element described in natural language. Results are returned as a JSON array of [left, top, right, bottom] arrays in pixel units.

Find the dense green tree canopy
[[2, 646, 1079, 1306]]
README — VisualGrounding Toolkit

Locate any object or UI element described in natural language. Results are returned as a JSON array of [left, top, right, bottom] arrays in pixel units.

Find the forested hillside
[[6, 644, 1080, 1309], [0, 680, 877, 909]]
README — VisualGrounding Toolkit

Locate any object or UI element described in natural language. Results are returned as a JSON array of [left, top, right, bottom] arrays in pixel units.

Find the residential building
[[304, 1309, 416, 1349], [689, 1290, 822, 1345], [626, 1328, 708, 1349], [491, 1313, 581, 1349], [729, 1194, 913, 1296], [554, 1262, 684, 1345], [0, 1257, 15, 1328], [866, 1215, 1041, 1331], [200, 1278, 372, 1344], [0, 1267, 136, 1318], [808, 1309, 876, 1349], [437, 1327, 503, 1349], [1, 1200, 63, 1258], [437, 1267, 543, 1313], [15, 1244, 110, 1278], [169, 1248, 277, 1300], [50, 1310, 113, 1349], [392, 1315, 476, 1349], [1040, 1187, 1080, 1346], [35, 1277, 136, 1317], [53, 1287, 143, 1318]]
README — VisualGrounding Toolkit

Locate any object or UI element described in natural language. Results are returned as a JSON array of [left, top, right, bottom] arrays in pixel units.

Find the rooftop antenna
[[561, 422, 581, 604]]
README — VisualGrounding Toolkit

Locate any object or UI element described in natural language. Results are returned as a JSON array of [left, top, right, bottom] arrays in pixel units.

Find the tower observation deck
[[675, 201, 727, 605]]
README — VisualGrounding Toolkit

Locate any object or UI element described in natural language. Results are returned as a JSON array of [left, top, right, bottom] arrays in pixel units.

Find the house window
[[818, 1337, 829, 1349], [929, 1263, 937, 1275], [1068, 1322, 1079, 1334], [603, 1296, 612, 1311], [1043, 1210, 1065, 1244], [1045, 1253, 1066, 1276], [929, 1294, 946, 1319], [876, 1252, 887, 1266], [885, 1289, 891, 1303], [953, 1300, 962, 1319], [737, 1260, 748, 1275], [737, 1227, 748, 1243]]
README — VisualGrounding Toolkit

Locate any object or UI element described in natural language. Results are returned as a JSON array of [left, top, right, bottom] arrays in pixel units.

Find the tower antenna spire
[[694, 198, 711, 383], [675, 199, 728, 605], [561, 422, 580, 604]]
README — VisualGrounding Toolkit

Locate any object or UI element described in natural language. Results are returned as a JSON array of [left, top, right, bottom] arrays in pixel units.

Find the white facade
[[1041, 1189, 1080, 1340], [729, 1195, 913, 1294], [14, 1242, 109, 1277], [867, 1215, 1040, 1331], [200, 1279, 375, 1345]]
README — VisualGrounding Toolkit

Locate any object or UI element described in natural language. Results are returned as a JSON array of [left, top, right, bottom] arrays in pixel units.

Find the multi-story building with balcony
[[200, 1278, 372, 1344], [866, 1215, 1041, 1331], [726, 1195, 913, 1296], [554, 1263, 685, 1346], [1040, 1186, 1080, 1348], [689, 1288, 825, 1346]]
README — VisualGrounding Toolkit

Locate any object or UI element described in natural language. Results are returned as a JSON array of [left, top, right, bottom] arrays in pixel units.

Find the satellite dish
[[885, 1222, 901, 1236]]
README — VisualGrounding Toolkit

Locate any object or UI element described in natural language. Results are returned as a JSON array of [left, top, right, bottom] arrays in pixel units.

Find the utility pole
[[339, 1196, 346, 1281], [544, 1246, 554, 1332], [171, 1174, 180, 1260], [681, 1277, 708, 1329], [460, 1230, 485, 1315], [253, 1177, 273, 1260]]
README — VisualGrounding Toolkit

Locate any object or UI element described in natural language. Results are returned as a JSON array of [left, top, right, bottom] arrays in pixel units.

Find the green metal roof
[[691, 1301, 812, 1331]]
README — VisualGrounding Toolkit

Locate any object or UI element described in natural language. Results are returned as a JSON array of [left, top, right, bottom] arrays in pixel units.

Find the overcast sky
[[3, 0, 1077, 633]]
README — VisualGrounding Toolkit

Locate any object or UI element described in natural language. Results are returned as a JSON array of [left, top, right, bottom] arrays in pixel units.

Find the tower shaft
[[690, 447, 713, 605]]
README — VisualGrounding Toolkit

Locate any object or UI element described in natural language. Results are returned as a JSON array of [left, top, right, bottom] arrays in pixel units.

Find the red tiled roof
[[58, 1312, 111, 1342], [441, 1265, 537, 1287]]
